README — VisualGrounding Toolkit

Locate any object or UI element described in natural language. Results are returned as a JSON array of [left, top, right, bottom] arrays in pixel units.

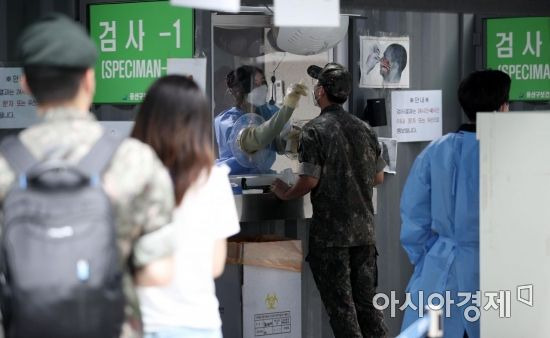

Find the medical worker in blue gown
[[399, 70, 511, 338], [215, 65, 307, 175]]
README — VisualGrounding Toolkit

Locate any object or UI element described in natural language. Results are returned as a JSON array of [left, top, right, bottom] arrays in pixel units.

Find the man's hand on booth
[[271, 176, 318, 201], [271, 178, 290, 199]]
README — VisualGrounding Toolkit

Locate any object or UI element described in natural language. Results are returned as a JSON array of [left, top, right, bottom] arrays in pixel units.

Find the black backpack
[[0, 132, 125, 338]]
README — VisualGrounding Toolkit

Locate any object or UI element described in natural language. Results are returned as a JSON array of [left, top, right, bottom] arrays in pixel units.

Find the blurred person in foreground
[[133, 75, 241, 338], [0, 13, 174, 338]]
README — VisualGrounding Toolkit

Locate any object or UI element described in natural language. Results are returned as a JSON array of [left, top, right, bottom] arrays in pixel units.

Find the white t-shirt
[[137, 165, 240, 331]]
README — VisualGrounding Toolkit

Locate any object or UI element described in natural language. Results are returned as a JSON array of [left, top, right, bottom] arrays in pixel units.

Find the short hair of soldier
[[319, 73, 350, 104], [23, 65, 87, 105], [132, 75, 214, 205], [458, 69, 511, 122], [385, 44, 407, 73]]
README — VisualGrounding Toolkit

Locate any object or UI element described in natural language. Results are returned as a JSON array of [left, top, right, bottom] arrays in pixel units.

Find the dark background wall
[[0, 0, 77, 138], [0, 0, 76, 61]]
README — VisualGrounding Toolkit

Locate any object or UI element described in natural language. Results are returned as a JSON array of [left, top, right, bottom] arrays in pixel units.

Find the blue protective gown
[[214, 104, 278, 175], [400, 129, 479, 338]]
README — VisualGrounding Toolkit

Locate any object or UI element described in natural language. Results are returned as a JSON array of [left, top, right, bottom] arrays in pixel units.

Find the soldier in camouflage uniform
[[0, 14, 174, 337], [272, 63, 388, 338]]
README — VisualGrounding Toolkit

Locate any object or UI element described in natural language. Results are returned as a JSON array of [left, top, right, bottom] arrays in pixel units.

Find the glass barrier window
[[212, 14, 342, 181]]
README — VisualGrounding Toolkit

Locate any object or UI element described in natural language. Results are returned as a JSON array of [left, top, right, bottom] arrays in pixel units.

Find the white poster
[[0, 67, 40, 129], [170, 0, 240, 13], [360, 36, 410, 89], [378, 137, 398, 174], [391, 90, 442, 142], [167, 58, 207, 93], [274, 0, 340, 27]]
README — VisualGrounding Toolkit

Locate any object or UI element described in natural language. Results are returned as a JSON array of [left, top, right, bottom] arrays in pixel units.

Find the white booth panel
[[478, 111, 550, 337]]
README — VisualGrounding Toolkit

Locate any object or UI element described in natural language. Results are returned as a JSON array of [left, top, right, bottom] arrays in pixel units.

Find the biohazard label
[[254, 311, 291, 336]]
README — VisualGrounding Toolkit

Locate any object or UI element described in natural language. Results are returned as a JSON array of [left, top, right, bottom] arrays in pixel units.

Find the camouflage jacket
[[298, 104, 386, 248], [0, 108, 175, 338]]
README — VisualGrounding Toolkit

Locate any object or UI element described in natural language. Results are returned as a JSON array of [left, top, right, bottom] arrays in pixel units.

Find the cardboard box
[[216, 237, 302, 338]]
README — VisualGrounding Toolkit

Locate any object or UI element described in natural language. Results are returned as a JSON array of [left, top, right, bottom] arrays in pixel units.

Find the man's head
[[380, 44, 407, 83], [458, 70, 511, 122], [17, 13, 98, 109], [307, 62, 351, 108]]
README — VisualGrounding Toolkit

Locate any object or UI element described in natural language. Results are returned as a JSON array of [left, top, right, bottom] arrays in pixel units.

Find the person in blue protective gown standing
[[399, 70, 511, 338], [215, 65, 307, 175]]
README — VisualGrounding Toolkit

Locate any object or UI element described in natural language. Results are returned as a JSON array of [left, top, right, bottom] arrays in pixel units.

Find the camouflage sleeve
[[104, 139, 175, 268], [132, 223, 175, 267], [297, 125, 323, 179], [129, 143, 175, 267]]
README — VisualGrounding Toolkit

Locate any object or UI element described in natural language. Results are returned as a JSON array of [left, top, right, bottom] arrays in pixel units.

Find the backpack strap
[[76, 131, 125, 183], [0, 135, 37, 175]]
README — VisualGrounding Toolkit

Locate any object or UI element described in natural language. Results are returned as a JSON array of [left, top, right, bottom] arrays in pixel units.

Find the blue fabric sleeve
[[400, 147, 435, 265]]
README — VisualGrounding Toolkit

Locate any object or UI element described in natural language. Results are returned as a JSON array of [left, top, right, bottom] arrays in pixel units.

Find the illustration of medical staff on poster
[[360, 36, 410, 88]]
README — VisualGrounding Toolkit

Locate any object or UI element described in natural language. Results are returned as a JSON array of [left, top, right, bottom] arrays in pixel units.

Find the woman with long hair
[[132, 75, 240, 338]]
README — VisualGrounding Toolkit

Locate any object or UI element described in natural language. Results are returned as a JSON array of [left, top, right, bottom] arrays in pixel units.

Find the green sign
[[89, 1, 193, 103], [487, 17, 550, 101]]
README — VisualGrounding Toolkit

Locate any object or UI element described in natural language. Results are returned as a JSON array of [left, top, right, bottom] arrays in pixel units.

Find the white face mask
[[312, 87, 320, 107], [248, 85, 268, 106]]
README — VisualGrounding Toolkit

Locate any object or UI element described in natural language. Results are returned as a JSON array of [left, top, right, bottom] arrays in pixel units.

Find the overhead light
[[170, 0, 241, 13]]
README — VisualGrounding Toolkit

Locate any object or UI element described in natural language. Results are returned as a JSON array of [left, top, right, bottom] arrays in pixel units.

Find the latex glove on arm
[[238, 83, 308, 153]]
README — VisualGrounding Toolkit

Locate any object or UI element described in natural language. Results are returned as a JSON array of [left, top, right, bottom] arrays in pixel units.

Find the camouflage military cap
[[307, 62, 351, 100], [17, 13, 97, 68]]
